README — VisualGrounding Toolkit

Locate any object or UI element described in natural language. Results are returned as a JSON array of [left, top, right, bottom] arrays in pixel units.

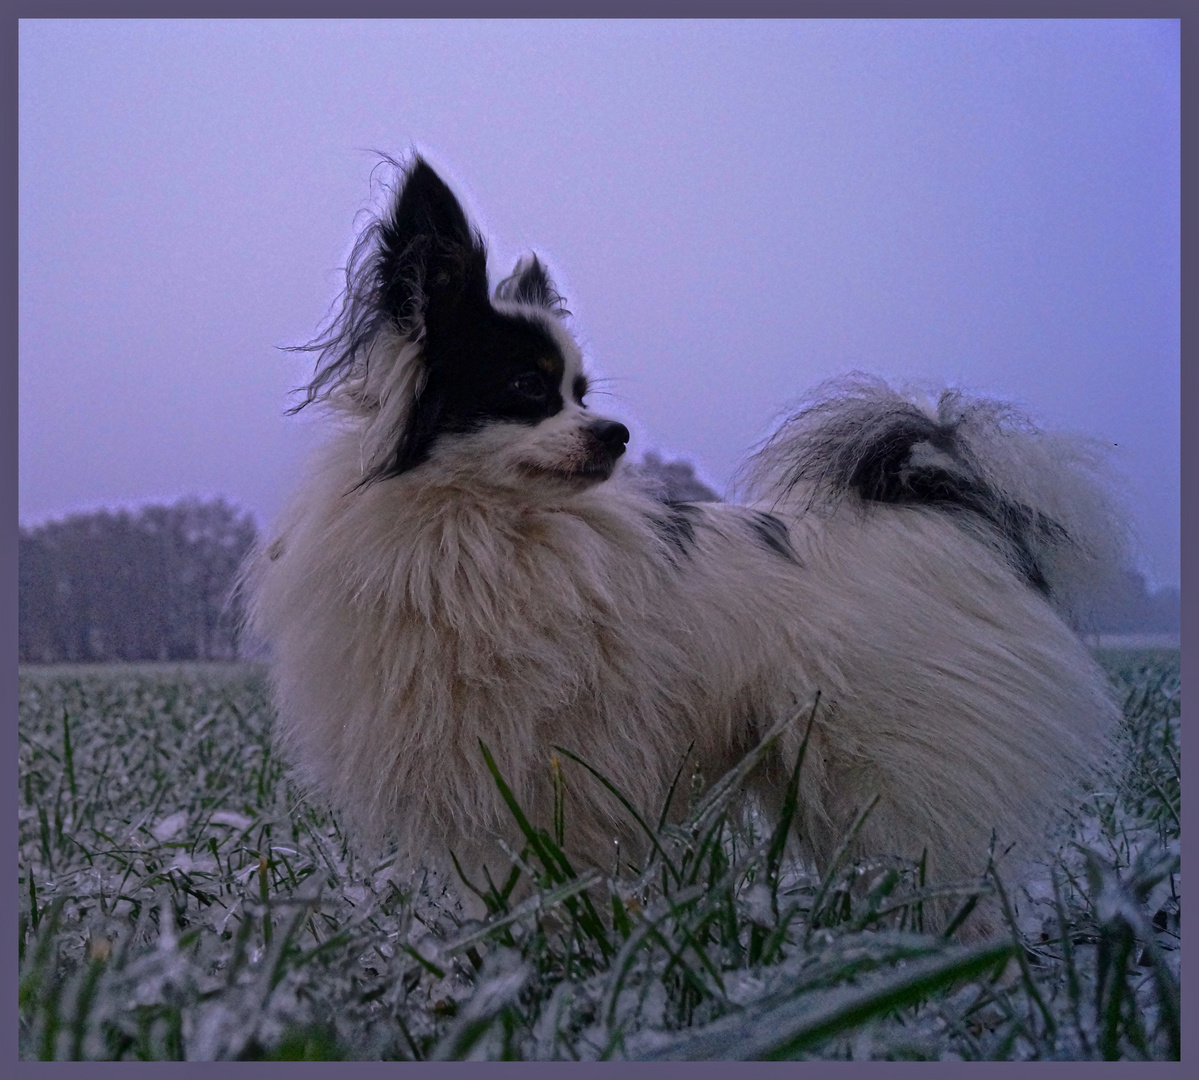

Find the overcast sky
[[18, 19, 1179, 586]]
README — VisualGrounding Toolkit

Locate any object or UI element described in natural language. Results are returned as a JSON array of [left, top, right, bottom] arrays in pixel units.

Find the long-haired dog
[[245, 156, 1123, 927]]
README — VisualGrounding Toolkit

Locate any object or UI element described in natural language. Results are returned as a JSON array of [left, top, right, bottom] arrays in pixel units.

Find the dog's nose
[[591, 421, 630, 457]]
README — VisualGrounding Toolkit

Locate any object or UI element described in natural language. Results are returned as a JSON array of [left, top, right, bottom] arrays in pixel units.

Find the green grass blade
[[650, 939, 1015, 1060], [553, 744, 679, 885], [804, 793, 880, 941], [687, 696, 819, 835], [656, 741, 696, 831]]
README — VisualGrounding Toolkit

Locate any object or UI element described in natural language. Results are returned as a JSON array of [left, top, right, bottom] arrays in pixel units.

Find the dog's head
[[295, 157, 629, 493]]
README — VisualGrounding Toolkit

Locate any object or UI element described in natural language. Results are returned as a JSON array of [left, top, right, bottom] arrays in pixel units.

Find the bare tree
[[633, 451, 720, 503]]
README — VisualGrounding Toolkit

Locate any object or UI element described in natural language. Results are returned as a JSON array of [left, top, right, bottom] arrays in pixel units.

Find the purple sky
[[19, 19, 1180, 586]]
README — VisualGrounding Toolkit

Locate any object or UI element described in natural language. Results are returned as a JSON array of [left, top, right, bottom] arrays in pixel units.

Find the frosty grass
[[18, 649, 1180, 1060]]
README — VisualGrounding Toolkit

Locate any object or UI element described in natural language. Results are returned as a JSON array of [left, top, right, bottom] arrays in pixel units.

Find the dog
[[245, 156, 1123, 927]]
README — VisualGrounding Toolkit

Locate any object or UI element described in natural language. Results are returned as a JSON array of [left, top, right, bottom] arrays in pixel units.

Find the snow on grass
[[18, 651, 1179, 1060]]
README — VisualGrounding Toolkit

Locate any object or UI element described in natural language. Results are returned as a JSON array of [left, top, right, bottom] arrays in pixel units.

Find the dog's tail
[[741, 374, 1127, 617]]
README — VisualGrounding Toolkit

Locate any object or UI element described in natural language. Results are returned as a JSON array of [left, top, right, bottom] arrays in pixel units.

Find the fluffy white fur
[[245, 161, 1123, 931]]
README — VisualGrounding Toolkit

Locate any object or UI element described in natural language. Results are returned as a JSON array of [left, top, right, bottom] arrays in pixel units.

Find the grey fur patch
[[747, 511, 798, 563]]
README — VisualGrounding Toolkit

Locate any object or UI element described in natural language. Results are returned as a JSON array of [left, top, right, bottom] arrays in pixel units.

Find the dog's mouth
[[520, 456, 619, 485], [521, 421, 630, 486]]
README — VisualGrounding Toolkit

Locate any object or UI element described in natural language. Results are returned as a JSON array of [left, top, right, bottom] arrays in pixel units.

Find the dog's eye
[[511, 373, 548, 401]]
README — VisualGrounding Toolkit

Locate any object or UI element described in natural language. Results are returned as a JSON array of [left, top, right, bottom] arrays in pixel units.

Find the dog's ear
[[495, 255, 569, 316], [377, 157, 490, 337]]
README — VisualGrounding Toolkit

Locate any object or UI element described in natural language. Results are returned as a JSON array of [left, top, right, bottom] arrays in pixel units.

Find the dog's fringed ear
[[288, 157, 489, 415], [377, 157, 491, 337], [495, 255, 570, 316]]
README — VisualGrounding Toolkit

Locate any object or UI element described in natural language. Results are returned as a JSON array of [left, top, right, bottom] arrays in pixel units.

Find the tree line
[[17, 472, 1179, 664], [19, 498, 257, 663], [1074, 569, 1180, 637]]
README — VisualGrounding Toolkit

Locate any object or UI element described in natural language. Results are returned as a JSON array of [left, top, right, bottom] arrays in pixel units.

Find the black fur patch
[[652, 502, 702, 559], [747, 511, 797, 563], [838, 411, 1065, 594], [844, 415, 957, 503]]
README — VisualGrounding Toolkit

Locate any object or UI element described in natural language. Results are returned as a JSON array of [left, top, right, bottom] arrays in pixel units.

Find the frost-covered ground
[[18, 650, 1179, 1060]]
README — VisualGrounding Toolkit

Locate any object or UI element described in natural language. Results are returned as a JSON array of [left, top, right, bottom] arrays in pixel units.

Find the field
[[18, 649, 1180, 1060]]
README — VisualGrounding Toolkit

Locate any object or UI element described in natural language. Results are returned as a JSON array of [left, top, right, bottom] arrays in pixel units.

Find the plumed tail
[[741, 375, 1127, 615]]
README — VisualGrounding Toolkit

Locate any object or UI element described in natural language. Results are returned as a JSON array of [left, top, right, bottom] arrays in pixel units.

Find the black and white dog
[[246, 157, 1122, 924]]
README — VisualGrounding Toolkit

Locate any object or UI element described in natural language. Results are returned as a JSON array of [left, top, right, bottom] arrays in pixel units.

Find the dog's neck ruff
[[306, 436, 667, 640]]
